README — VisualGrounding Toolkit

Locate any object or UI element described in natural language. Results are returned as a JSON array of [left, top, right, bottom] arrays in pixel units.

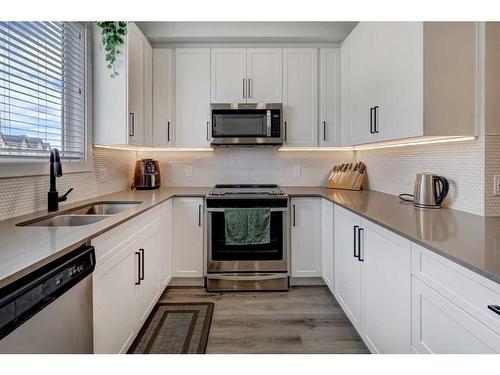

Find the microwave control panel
[[271, 111, 281, 137]]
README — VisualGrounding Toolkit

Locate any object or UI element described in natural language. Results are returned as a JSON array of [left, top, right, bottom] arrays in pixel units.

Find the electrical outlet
[[494, 175, 500, 196], [98, 168, 109, 183], [185, 165, 193, 177], [293, 165, 301, 177]]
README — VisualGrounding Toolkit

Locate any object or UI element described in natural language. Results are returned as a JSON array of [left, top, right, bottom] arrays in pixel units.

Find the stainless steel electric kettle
[[399, 173, 449, 209]]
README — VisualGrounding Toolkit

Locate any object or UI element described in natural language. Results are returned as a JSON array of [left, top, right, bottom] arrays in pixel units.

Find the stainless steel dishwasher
[[0, 245, 95, 354]]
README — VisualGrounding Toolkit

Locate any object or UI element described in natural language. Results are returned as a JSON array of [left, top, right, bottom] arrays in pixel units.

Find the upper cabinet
[[319, 48, 341, 146], [211, 48, 282, 104], [283, 48, 318, 147], [152, 49, 174, 147], [246, 48, 283, 103], [341, 22, 478, 146], [93, 22, 152, 146], [174, 48, 211, 147]]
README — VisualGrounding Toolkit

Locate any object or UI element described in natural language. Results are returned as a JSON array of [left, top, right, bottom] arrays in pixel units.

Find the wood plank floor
[[160, 286, 369, 354]]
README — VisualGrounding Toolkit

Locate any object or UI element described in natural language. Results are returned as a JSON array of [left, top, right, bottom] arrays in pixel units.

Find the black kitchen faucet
[[48, 148, 73, 212]]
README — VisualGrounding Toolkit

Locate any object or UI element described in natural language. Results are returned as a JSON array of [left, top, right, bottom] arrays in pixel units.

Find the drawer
[[412, 276, 500, 353], [92, 205, 161, 267], [411, 243, 500, 336]]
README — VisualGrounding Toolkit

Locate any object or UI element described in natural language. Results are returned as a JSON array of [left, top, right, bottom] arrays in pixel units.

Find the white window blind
[[0, 22, 86, 160]]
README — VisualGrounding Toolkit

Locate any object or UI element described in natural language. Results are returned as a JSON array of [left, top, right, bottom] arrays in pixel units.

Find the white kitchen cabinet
[[321, 199, 334, 293], [159, 199, 173, 288], [333, 205, 363, 332], [361, 218, 411, 354], [172, 197, 204, 277], [283, 48, 318, 147], [93, 245, 137, 354], [319, 48, 341, 146], [340, 41, 351, 145], [291, 197, 322, 278], [246, 48, 282, 103], [144, 40, 153, 146], [211, 48, 247, 103], [342, 22, 477, 145], [93, 22, 151, 146], [412, 277, 500, 353], [152, 49, 174, 147], [174, 49, 211, 147]]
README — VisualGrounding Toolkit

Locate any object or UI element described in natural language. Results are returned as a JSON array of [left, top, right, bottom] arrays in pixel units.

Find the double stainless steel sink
[[17, 201, 142, 227]]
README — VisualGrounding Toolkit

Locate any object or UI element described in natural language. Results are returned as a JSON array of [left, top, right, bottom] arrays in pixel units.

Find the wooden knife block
[[326, 165, 367, 191]]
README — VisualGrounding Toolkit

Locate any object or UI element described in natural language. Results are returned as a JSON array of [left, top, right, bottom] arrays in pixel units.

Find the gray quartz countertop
[[1, 186, 499, 289], [283, 187, 500, 284], [0, 187, 210, 288]]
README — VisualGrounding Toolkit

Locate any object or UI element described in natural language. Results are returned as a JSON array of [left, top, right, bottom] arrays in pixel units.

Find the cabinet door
[[334, 205, 363, 332], [93, 248, 138, 353], [211, 48, 247, 103], [144, 40, 153, 147], [134, 223, 162, 327], [349, 22, 379, 145], [291, 198, 322, 277], [175, 49, 211, 147], [412, 277, 500, 353], [159, 199, 173, 288], [172, 197, 204, 277], [362, 219, 411, 354], [283, 48, 318, 147], [246, 48, 282, 103], [127, 23, 145, 146], [319, 48, 341, 146], [153, 49, 174, 147], [321, 199, 334, 293], [340, 40, 351, 146], [377, 22, 423, 141]]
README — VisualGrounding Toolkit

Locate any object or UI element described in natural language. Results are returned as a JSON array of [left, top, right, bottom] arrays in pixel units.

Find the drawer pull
[[488, 305, 500, 316]]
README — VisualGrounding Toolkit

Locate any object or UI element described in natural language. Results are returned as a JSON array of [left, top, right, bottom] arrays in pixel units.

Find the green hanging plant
[[96, 21, 128, 78]]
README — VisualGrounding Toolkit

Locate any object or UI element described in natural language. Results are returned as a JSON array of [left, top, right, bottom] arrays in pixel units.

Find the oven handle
[[207, 274, 287, 281], [206, 207, 288, 212]]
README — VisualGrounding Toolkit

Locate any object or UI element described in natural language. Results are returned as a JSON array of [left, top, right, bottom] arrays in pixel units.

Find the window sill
[[0, 159, 93, 178]]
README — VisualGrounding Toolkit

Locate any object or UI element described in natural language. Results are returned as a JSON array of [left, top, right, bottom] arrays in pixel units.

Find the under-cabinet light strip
[[352, 136, 476, 151], [93, 144, 215, 152]]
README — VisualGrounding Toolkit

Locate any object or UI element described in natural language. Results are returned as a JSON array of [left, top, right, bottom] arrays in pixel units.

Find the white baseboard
[[169, 277, 205, 287], [289, 277, 325, 286]]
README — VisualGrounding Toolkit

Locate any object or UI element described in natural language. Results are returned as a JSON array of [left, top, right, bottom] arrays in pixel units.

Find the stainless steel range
[[205, 184, 289, 291]]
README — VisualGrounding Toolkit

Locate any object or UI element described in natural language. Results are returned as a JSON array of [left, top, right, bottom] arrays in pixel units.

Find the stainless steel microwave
[[210, 103, 283, 146]]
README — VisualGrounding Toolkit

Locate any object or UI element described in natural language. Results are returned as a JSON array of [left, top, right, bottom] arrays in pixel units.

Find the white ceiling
[[136, 22, 358, 44]]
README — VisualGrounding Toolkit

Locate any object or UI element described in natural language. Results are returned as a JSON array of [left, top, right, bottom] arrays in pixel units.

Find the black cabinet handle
[[167, 121, 170, 142], [292, 204, 296, 226], [323, 121, 327, 141], [284, 121, 287, 141], [248, 78, 251, 98], [488, 305, 500, 316], [139, 248, 145, 281], [135, 251, 141, 285], [374, 106, 379, 133], [129, 113, 135, 137], [358, 228, 364, 262], [353, 225, 359, 258], [206, 121, 210, 141], [243, 78, 246, 99], [369, 107, 374, 134], [198, 204, 202, 227]]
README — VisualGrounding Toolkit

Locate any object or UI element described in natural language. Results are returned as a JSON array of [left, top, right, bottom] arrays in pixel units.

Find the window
[[0, 22, 86, 160]]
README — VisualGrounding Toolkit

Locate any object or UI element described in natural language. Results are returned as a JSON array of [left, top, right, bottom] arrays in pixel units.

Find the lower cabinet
[[92, 201, 173, 353], [334, 205, 411, 353], [321, 199, 334, 293], [362, 219, 411, 354], [172, 197, 204, 277], [290, 197, 322, 278], [333, 205, 363, 332]]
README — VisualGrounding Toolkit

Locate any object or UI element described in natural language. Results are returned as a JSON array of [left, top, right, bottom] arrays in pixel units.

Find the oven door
[[207, 202, 288, 273]]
